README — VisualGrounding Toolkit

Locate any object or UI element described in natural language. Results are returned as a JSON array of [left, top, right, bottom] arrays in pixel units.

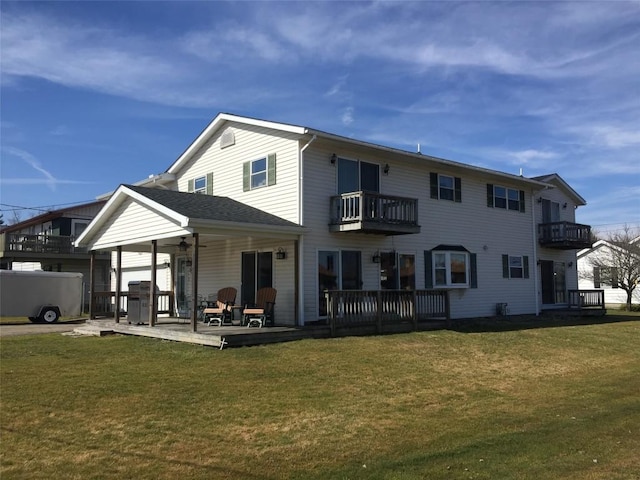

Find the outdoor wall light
[[330, 153, 337, 164], [185, 259, 193, 267], [537, 197, 543, 203], [383, 163, 390, 175], [568, 261, 574, 268], [276, 247, 287, 260], [372, 251, 381, 263], [563, 203, 568, 209]]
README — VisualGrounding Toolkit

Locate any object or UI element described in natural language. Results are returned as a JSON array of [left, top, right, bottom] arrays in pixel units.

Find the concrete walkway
[[0, 319, 88, 337]]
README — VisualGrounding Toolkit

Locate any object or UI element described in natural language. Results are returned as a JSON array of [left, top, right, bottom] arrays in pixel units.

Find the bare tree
[[581, 225, 640, 310]]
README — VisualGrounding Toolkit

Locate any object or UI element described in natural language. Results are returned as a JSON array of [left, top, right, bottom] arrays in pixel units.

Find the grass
[[0, 316, 86, 325], [1, 313, 639, 479]]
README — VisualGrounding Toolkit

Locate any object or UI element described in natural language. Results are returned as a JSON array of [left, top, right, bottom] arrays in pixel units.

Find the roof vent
[[220, 128, 235, 149]]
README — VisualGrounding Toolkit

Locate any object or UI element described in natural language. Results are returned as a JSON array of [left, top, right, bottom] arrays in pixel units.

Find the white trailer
[[0, 270, 83, 323]]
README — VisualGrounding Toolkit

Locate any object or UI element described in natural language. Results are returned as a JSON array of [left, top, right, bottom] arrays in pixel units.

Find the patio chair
[[243, 287, 277, 328], [204, 287, 237, 326]]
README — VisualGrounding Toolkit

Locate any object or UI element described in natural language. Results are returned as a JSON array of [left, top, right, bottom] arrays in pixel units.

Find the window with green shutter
[[243, 154, 276, 191]]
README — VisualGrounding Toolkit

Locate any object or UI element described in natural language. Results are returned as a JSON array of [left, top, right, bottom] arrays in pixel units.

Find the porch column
[[89, 250, 96, 319], [190, 233, 199, 332], [115, 246, 122, 323], [149, 240, 158, 327]]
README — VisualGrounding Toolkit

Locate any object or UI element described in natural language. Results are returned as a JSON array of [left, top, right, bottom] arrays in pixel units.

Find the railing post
[[411, 290, 418, 330], [444, 291, 451, 328], [376, 290, 383, 334]]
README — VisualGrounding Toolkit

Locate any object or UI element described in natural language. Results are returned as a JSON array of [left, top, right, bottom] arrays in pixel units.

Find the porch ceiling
[[76, 185, 304, 252]]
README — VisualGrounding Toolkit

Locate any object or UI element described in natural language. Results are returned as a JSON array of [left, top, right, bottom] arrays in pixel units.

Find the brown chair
[[243, 287, 277, 328], [204, 287, 237, 326]]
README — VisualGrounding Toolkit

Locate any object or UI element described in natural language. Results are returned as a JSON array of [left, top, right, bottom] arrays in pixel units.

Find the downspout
[[531, 190, 540, 316], [298, 134, 317, 326]]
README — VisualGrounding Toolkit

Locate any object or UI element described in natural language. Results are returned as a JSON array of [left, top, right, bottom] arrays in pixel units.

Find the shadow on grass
[[449, 311, 639, 333]]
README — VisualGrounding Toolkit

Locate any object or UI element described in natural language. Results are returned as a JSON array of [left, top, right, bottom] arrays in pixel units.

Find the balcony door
[[541, 199, 560, 223], [241, 251, 272, 307], [380, 252, 415, 290], [541, 260, 566, 305], [337, 158, 380, 194], [318, 250, 362, 317]]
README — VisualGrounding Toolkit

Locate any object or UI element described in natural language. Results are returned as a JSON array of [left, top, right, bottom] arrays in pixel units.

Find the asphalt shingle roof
[[125, 185, 300, 228]]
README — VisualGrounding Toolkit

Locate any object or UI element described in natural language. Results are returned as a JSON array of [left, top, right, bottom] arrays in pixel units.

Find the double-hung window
[[487, 184, 525, 212], [430, 173, 462, 202], [243, 153, 277, 191], [502, 255, 530, 279], [188, 173, 213, 195]]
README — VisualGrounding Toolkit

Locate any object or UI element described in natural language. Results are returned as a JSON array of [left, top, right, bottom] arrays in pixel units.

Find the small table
[[230, 305, 244, 324]]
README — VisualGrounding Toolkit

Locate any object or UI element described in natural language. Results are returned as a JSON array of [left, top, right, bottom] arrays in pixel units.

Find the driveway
[[0, 320, 87, 337]]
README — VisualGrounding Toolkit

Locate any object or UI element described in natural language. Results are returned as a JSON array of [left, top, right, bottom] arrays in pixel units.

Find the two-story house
[[76, 113, 593, 328]]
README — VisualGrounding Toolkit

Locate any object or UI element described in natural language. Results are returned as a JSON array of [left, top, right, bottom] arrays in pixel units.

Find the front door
[[176, 257, 189, 317]]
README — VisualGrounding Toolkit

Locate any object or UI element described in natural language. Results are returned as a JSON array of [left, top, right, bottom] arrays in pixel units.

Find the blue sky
[[1, 1, 639, 236]]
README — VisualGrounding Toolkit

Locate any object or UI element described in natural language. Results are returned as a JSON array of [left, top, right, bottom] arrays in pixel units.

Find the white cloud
[[341, 107, 354, 126]]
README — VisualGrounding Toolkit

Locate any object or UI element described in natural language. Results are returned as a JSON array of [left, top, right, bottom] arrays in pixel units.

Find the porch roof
[[76, 185, 304, 251]]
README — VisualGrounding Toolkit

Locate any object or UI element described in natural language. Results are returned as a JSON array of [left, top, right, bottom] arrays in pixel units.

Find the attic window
[[220, 128, 235, 149]]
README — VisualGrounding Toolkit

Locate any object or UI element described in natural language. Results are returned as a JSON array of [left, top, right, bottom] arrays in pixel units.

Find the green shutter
[[502, 255, 510, 278], [267, 153, 276, 186], [519, 190, 526, 212], [206, 172, 214, 195], [470, 253, 477, 288], [430, 173, 438, 199], [487, 184, 494, 207], [424, 250, 433, 289], [454, 177, 462, 203], [243, 161, 250, 192], [523, 256, 529, 278], [187, 178, 194, 193]]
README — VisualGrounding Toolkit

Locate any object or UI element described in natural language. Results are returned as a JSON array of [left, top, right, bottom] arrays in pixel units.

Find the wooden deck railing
[[329, 192, 420, 234], [538, 222, 592, 249], [568, 290, 605, 310], [1, 233, 88, 254], [92, 291, 175, 317], [325, 289, 449, 335]]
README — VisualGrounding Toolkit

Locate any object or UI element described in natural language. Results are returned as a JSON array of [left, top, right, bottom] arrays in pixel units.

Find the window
[[380, 252, 415, 290], [193, 176, 206, 194], [502, 255, 530, 279], [594, 267, 618, 288], [487, 184, 525, 212], [430, 173, 461, 202], [188, 173, 213, 195], [425, 249, 476, 288], [243, 153, 276, 191]]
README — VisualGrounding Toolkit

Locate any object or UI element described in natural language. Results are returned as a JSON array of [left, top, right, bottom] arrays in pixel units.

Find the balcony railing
[[568, 290, 605, 311], [1, 233, 88, 255], [538, 222, 593, 250], [329, 191, 420, 235], [325, 289, 449, 335]]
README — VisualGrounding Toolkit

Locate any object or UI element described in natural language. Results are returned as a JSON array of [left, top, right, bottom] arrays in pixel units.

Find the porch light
[[538, 197, 543, 203], [383, 164, 390, 175], [330, 153, 337, 164], [372, 251, 381, 263], [562, 203, 568, 209], [276, 247, 287, 260], [186, 259, 193, 267]]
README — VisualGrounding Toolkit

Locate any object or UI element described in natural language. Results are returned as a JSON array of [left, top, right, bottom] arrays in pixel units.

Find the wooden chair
[[204, 287, 237, 326], [243, 287, 277, 328]]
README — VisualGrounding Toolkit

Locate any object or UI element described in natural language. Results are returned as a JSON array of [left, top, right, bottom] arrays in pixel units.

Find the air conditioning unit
[[496, 303, 510, 316]]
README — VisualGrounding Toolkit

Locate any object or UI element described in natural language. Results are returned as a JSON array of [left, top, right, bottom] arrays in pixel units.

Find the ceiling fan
[[166, 237, 206, 251]]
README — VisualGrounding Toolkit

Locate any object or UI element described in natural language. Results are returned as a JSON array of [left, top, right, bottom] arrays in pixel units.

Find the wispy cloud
[[1, 146, 93, 189]]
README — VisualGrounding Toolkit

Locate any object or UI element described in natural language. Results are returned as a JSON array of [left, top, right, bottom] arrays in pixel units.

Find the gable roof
[[76, 185, 303, 249], [532, 173, 587, 206]]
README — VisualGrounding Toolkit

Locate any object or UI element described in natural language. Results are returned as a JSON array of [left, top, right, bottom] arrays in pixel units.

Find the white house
[[76, 113, 594, 328], [578, 238, 640, 307]]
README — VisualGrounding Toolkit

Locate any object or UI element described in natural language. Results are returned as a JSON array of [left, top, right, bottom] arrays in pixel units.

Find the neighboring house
[[76, 113, 593, 326], [0, 201, 111, 311], [578, 238, 640, 307]]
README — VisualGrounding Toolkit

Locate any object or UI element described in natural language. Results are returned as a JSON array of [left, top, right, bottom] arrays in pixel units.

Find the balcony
[[538, 222, 593, 250], [329, 191, 420, 235], [0, 232, 105, 260]]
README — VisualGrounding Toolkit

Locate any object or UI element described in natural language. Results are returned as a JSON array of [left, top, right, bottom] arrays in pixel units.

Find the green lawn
[[1, 313, 639, 479]]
